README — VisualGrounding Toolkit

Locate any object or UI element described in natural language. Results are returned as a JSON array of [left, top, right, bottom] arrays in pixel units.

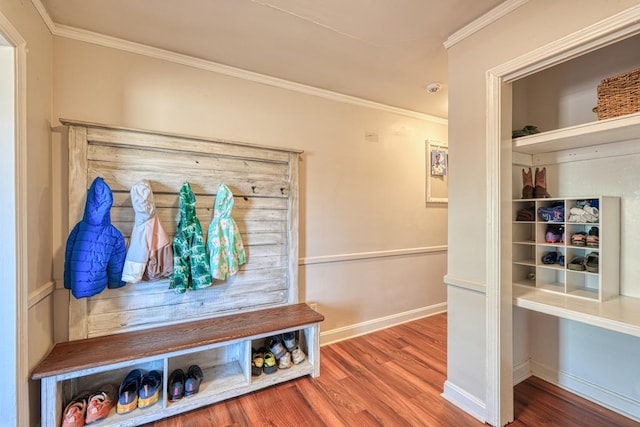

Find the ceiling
[[38, 0, 506, 119]]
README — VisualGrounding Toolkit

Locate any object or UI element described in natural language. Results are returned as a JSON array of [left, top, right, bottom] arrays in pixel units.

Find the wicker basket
[[595, 67, 640, 120]]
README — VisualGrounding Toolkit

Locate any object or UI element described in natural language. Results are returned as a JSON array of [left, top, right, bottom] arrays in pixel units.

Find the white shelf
[[512, 197, 619, 301], [513, 284, 640, 338], [512, 112, 640, 154]]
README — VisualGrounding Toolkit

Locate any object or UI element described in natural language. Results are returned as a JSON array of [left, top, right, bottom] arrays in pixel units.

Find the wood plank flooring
[[145, 313, 638, 426]]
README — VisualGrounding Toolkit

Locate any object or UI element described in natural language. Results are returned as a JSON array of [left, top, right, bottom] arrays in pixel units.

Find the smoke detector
[[426, 83, 442, 94]]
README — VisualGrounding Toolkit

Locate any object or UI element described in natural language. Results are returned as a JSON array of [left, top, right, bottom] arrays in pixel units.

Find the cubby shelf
[[512, 196, 619, 302]]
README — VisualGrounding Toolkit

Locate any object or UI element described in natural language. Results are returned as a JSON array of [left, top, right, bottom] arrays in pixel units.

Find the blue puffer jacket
[[64, 177, 127, 299]]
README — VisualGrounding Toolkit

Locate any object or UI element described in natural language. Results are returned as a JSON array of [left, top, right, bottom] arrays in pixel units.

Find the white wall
[[51, 36, 449, 343], [0, 1, 54, 425], [446, 0, 640, 423]]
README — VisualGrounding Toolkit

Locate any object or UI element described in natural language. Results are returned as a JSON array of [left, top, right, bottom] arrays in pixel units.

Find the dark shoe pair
[[168, 365, 204, 401]]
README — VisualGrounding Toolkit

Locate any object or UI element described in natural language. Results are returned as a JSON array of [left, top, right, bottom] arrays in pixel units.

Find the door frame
[[0, 10, 27, 426]]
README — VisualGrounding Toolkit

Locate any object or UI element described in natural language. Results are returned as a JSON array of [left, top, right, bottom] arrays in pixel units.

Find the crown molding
[[444, 0, 528, 49], [31, 0, 447, 125], [31, 0, 56, 33]]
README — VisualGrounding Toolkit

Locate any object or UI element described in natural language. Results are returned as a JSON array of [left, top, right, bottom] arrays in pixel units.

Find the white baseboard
[[441, 380, 486, 423], [513, 359, 532, 385], [319, 302, 447, 346], [531, 361, 640, 422]]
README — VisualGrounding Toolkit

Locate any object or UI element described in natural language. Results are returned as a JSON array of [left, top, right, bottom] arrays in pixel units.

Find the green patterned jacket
[[170, 182, 212, 293]]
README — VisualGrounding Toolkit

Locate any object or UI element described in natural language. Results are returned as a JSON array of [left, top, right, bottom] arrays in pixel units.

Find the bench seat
[[32, 303, 324, 426]]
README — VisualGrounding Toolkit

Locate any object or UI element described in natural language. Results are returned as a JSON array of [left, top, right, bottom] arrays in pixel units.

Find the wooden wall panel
[[64, 119, 302, 340]]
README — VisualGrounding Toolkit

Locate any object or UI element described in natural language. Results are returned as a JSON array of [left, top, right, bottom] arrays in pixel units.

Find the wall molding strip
[[444, 0, 528, 49], [531, 361, 640, 423], [443, 274, 487, 294], [31, 0, 447, 124], [441, 380, 487, 423], [28, 281, 56, 309], [319, 302, 447, 346], [300, 245, 447, 266]]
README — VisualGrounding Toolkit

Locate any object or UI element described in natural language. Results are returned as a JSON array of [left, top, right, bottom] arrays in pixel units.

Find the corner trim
[[444, 0, 528, 49], [31, 0, 446, 124], [319, 303, 447, 346], [441, 381, 487, 423]]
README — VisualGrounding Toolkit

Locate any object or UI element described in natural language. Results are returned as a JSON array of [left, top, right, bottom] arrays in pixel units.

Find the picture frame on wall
[[426, 140, 448, 204]]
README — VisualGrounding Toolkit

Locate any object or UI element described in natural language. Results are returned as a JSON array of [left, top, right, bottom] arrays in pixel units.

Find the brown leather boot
[[534, 167, 551, 198], [522, 168, 534, 199]]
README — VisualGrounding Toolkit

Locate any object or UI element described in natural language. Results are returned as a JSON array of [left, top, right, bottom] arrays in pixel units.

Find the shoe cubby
[[512, 196, 619, 301], [33, 303, 323, 427], [166, 342, 249, 410], [57, 359, 166, 426], [250, 327, 315, 386]]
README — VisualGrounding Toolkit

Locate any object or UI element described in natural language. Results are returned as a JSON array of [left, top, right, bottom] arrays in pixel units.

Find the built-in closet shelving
[[510, 32, 640, 338]]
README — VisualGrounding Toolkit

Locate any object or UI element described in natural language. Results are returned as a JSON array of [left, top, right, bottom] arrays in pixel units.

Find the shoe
[[587, 227, 599, 248], [278, 351, 292, 369], [266, 335, 287, 360], [85, 384, 117, 424], [545, 225, 563, 243], [168, 369, 185, 401], [291, 347, 306, 365], [185, 365, 204, 397], [512, 125, 541, 138], [252, 348, 264, 377], [557, 255, 565, 267], [516, 206, 535, 221], [585, 252, 599, 273], [282, 331, 298, 350], [537, 205, 564, 222], [522, 168, 534, 199], [568, 256, 586, 271], [534, 167, 551, 198], [117, 369, 143, 414], [62, 391, 91, 427], [263, 351, 277, 375], [138, 370, 162, 408], [541, 251, 558, 265], [571, 232, 587, 247]]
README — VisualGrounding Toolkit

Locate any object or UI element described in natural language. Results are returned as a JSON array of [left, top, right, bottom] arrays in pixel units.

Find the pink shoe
[[62, 392, 91, 427]]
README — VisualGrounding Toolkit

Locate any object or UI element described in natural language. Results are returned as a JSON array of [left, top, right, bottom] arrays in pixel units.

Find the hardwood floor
[[146, 313, 637, 426]]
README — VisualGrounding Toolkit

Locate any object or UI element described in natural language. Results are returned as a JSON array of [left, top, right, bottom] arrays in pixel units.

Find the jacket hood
[[130, 179, 156, 224], [83, 177, 114, 226], [213, 183, 234, 218], [178, 182, 197, 222]]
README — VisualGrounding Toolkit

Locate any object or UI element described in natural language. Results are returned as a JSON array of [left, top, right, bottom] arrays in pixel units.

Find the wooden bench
[[32, 303, 324, 427]]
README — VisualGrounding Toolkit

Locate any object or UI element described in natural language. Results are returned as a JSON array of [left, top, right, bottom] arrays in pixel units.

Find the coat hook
[[251, 186, 256, 193], [280, 187, 285, 195]]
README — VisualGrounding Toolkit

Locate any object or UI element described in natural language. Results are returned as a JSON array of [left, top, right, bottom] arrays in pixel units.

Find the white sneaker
[[291, 347, 306, 365], [278, 351, 292, 369]]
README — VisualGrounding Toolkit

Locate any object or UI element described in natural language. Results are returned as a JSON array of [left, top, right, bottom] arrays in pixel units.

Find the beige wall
[[446, 0, 640, 423], [51, 37, 449, 341]]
